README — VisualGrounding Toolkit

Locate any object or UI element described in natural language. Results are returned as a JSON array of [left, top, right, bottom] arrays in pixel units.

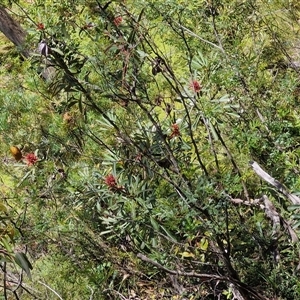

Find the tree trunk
[[0, 6, 29, 57]]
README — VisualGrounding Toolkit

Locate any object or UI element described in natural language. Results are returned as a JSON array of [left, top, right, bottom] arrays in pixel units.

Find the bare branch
[[229, 283, 247, 300], [250, 161, 300, 204], [137, 253, 266, 300], [3, 262, 7, 300], [137, 253, 227, 280], [38, 281, 63, 300], [229, 198, 262, 206], [261, 195, 280, 236], [230, 195, 299, 243], [171, 20, 225, 53]]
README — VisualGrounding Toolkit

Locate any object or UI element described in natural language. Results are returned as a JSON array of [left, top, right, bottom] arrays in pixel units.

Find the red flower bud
[[169, 124, 180, 139], [25, 153, 38, 166], [37, 23, 45, 30], [113, 16, 123, 27], [189, 80, 202, 93], [104, 174, 117, 188]]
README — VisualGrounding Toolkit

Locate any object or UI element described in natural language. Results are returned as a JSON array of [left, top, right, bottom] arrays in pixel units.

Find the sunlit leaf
[[179, 251, 195, 258]]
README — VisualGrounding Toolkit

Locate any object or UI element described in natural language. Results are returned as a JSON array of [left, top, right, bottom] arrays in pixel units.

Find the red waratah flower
[[189, 80, 202, 93], [170, 124, 180, 139], [113, 16, 123, 26], [37, 23, 45, 30], [104, 174, 117, 188], [24, 153, 38, 166]]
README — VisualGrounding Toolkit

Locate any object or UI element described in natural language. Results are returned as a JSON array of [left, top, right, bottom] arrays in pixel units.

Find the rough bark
[[0, 6, 29, 57]]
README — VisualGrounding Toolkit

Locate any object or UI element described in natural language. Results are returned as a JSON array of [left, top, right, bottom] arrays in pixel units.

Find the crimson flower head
[[113, 16, 123, 26], [189, 80, 202, 93], [170, 124, 180, 139], [25, 153, 38, 166], [104, 174, 117, 188], [37, 23, 45, 30]]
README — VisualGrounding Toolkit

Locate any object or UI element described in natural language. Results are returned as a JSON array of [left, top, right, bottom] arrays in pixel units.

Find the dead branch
[[250, 161, 300, 204], [229, 283, 247, 300], [137, 253, 266, 300], [137, 253, 226, 280], [230, 195, 298, 243], [261, 195, 280, 237], [229, 198, 262, 206]]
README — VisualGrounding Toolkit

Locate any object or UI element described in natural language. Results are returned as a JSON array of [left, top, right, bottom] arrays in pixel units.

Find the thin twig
[[38, 281, 63, 300], [137, 253, 266, 300], [3, 262, 7, 300], [137, 253, 227, 280], [171, 20, 225, 53]]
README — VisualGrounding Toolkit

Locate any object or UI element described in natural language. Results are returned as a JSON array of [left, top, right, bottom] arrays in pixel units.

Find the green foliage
[[1, 0, 300, 298]]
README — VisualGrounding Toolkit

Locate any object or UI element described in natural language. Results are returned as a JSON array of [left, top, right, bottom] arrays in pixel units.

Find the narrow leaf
[[14, 252, 33, 280]]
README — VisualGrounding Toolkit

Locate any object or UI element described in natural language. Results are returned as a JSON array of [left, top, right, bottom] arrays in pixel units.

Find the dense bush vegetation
[[1, 0, 300, 299]]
